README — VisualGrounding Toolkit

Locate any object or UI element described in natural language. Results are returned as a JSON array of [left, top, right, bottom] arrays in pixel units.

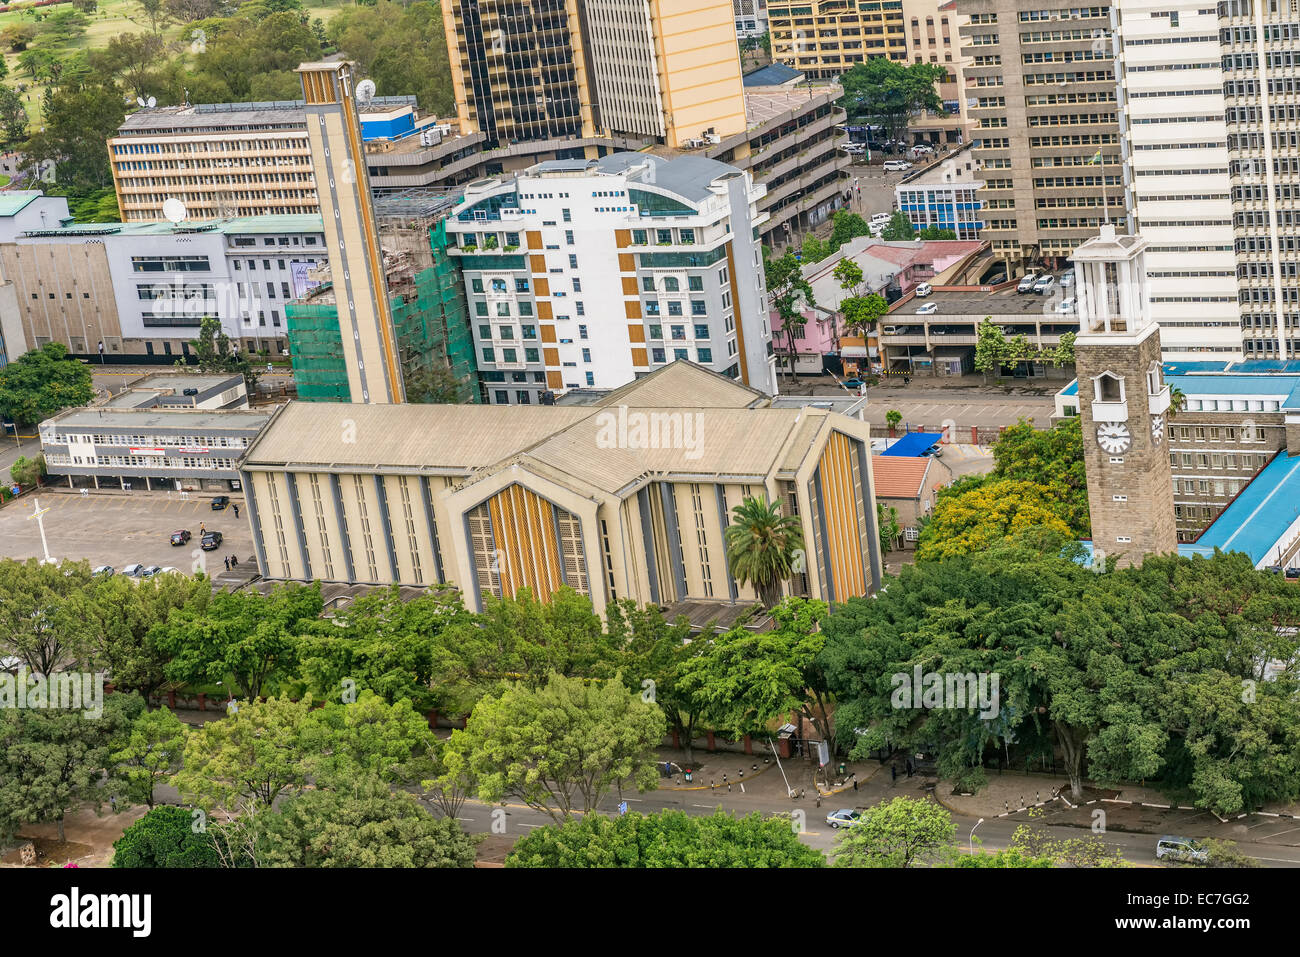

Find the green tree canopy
[[723, 496, 806, 609], [0, 343, 94, 425], [112, 805, 221, 868], [834, 796, 956, 867]]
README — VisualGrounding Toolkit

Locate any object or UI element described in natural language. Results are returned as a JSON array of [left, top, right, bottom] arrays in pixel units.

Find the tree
[[2, 24, 37, 52], [973, 317, 1009, 382], [880, 211, 916, 241], [153, 581, 321, 699], [678, 599, 835, 758], [0, 343, 94, 425], [0, 559, 98, 675], [987, 417, 1089, 536], [109, 706, 188, 808], [301, 692, 435, 789], [834, 797, 956, 867], [112, 806, 221, 868], [918, 226, 957, 239], [916, 478, 1074, 560], [877, 502, 900, 554], [1168, 385, 1187, 419], [506, 809, 825, 868], [404, 363, 467, 404], [885, 409, 902, 434], [327, 0, 454, 118], [22, 84, 126, 202], [10, 453, 46, 487], [440, 674, 665, 822], [829, 210, 872, 250], [129, 0, 174, 34], [839, 59, 948, 143], [1053, 330, 1076, 368], [801, 233, 831, 264], [832, 257, 864, 296], [164, 0, 226, 21], [189, 316, 260, 392], [255, 778, 477, 868], [840, 293, 888, 335], [723, 496, 805, 610], [0, 692, 141, 842], [89, 32, 169, 103], [0, 87, 27, 149], [764, 251, 814, 381]]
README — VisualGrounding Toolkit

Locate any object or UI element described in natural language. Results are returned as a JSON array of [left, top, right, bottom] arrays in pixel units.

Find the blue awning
[[880, 432, 946, 457]]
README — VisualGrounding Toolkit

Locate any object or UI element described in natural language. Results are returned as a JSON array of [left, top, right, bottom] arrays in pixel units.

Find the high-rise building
[[445, 152, 776, 403], [734, 0, 769, 37], [902, 0, 973, 140], [768, 0, 909, 80], [1072, 223, 1176, 567], [442, 0, 747, 150], [297, 61, 405, 404], [957, 0, 1123, 268], [1111, 0, 1241, 362]]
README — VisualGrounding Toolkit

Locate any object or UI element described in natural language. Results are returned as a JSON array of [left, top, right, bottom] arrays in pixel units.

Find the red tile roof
[[871, 455, 932, 499]]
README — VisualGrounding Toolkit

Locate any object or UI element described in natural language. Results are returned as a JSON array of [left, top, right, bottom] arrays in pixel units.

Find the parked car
[[883, 160, 913, 171], [1059, 270, 1076, 288], [882, 325, 903, 335], [1016, 273, 1039, 293], [914, 281, 933, 297], [826, 809, 862, 829], [121, 563, 146, 578], [170, 529, 191, 546], [930, 325, 946, 334], [158, 567, 182, 576], [140, 566, 162, 579], [871, 211, 891, 225], [200, 531, 224, 551], [1033, 275, 1056, 295], [92, 565, 115, 577], [987, 271, 1007, 285], [842, 378, 865, 389], [916, 302, 938, 315], [1155, 836, 1209, 864], [211, 495, 230, 510], [910, 144, 934, 155], [1056, 297, 1076, 313]]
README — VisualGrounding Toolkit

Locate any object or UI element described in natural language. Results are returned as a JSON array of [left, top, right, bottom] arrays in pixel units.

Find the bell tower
[[1071, 224, 1176, 567]]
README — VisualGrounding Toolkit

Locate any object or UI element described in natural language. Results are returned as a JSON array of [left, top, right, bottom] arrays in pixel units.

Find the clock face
[[1096, 421, 1131, 454], [1151, 414, 1165, 443]]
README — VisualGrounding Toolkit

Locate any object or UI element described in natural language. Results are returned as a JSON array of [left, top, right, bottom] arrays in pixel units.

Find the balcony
[[1149, 385, 1171, 416], [1091, 400, 1128, 422]]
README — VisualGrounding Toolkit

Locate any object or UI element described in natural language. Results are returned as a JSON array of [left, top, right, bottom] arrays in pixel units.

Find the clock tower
[[1071, 224, 1177, 567]]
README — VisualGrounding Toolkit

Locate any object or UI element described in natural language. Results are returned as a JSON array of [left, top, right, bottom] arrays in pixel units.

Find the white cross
[[26, 497, 53, 564]]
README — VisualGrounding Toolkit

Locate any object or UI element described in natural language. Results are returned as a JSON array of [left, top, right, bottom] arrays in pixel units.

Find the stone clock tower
[[1070, 224, 1176, 568]]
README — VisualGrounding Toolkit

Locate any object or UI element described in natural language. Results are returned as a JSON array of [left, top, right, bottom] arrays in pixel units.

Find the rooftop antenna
[[136, 95, 157, 109], [162, 197, 189, 226], [355, 78, 376, 107]]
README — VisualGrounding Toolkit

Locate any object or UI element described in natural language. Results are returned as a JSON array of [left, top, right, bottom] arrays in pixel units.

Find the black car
[[200, 531, 223, 550], [170, 529, 191, 546], [211, 495, 230, 510]]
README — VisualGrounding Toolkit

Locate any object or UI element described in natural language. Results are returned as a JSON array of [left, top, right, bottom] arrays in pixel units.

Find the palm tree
[[724, 496, 805, 610], [1167, 386, 1187, 419]]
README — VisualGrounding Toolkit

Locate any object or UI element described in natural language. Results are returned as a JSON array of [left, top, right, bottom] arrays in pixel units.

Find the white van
[[914, 282, 933, 297]]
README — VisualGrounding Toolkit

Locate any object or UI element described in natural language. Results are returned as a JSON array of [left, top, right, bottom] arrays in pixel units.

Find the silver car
[[1155, 836, 1209, 864]]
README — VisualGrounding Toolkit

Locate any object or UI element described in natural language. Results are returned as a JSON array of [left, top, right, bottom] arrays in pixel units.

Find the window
[[578, 324, 588, 339], [648, 324, 663, 340], [479, 324, 492, 339], [691, 301, 707, 316], [572, 278, 582, 292], [657, 229, 673, 244], [688, 275, 704, 291], [482, 347, 495, 362], [562, 208, 572, 222], [632, 229, 647, 245], [472, 278, 484, 293], [697, 347, 712, 363], [502, 348, 517, 363], [516, 391, 531, 404], [668, 302, 683, 316], [663, 276, 680, 292], [522, 324, 537, 339], [671, 325, 686, 340], [582, 349, 591, 363], [694, 324, 709, 339], [499, 325, 514, 339], [673, 348, 688, 361], [525, 348, 540, 362], [652, 348, 666, 363], [565, 230, 574, 245], [586, 372, 595, 386], [568, 255, 578, 269], [515, 278, 530, 292], [642, 277, 656, 292]]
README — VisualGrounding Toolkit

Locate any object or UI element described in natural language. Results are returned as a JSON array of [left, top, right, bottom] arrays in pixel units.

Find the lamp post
[[969, 817, 985, 856]]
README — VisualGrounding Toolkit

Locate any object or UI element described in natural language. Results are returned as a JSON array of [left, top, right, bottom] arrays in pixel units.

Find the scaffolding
[[286, 213, 478, 403]]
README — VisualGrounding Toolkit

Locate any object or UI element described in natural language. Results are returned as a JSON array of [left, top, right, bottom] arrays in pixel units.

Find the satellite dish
[[355, 79, 376, 105], [136, 95, 157, 109], [148, 96, 157, 108], [162, 198, 188, 225]]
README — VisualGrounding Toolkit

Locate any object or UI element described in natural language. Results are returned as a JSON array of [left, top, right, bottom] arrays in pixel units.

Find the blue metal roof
[[1189, 452, 1300, 567], [1060, 378, 1078, 397], [880, 431, 946, 457], [1163, 373, 1300, 396], [743, 63, 804, 87]]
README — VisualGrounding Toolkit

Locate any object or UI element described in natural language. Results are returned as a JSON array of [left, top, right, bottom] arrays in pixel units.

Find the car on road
[[1017, 273, 1039, 293], [916, 302, 938, 315], [200, 531, 224, 550], [121, 563, 146, 578], [1155, 835, 1209, 864], [1056, 297, 1076, 313], [170, 529, 191, 546], [826, 809, 861, 829], [882, 159, 913, 171], [1033, 274, 1056, 295], [92, 565, 115, 577], [841, 378, 866, 390], [211, 495, 230, 510], [140, 566, 162, 579]]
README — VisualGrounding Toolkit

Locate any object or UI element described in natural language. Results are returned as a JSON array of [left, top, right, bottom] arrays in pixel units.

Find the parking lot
[[0, 490, 252, 576]]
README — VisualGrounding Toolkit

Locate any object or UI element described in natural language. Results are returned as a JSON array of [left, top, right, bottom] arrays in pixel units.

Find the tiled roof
[[870, 455, 931, 499]]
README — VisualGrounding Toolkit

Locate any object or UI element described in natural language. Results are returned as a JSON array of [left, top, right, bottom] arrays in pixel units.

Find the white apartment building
[[1112, 0, 1242, 361], [734, 0, 769, 36], [446, 152, 775, 405]]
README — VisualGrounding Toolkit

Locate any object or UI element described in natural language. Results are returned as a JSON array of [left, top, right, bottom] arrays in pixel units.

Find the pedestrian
[[906, 758, 914, 777], [890, 763, 897, 782], [853, 777, 859, 792], [233, 503, 239, 518], [200, 521, 206, 535], [231, 555, 239, 568], [224, 556, 230, 571], [110, 795, 117, 813]]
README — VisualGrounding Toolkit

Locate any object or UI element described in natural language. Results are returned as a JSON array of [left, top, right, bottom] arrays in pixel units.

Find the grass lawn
[[1, 0, 355, 127]]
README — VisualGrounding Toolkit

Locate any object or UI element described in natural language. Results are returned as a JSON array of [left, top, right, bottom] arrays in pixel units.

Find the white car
[[871, 212, 891, 225], [92, 565, 115, 577], [1056, 297, 1076, 313], [826, 809, 862, 829], [911, 144, 934, 155], [1033, 275, 1056, 295], [1059, 270, 1075, 288], [157, 566, 183, 576], [1016, 273, 1039, 293], [914, 282, 933, 297], [883, 160, 913, 171], [1155, 836, 1209, 864], [121, 563, 146, 578], [916, 302, 938, 315]]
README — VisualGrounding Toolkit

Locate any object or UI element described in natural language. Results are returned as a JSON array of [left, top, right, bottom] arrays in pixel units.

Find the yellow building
[[768, 0, 909, 80], [237, 362, 882, 611], [442, 0, 746, 150]]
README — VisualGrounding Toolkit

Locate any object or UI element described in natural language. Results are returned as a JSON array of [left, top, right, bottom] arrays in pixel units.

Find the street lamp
[[969, 817, 985, 856]]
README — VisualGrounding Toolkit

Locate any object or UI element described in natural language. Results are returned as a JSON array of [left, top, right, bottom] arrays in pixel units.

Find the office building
[[903, 0, 973, 142], [442, 0, 747, 150], [734, 0, 769, 36], [298, 60, 406, 404], [236, 361, 883, 608], [1, 214, 326, 361], [444, 152, 775, 404], [957, 0, 1123, 267], [40, 406, 272, 492], [1111, 0, 1241, 362], [96, 372, 249, 411], [768, 0, 909, 80], [895, 146, 986, 238]]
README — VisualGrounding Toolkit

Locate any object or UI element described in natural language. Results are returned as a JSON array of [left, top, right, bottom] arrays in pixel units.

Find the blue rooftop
[[1060, 379, 1078, 397], [1187, 452, 1300, 566], [743, 63, 804, 87], [880, 431, 946, 457], [1164, 373, 1300, 396]]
